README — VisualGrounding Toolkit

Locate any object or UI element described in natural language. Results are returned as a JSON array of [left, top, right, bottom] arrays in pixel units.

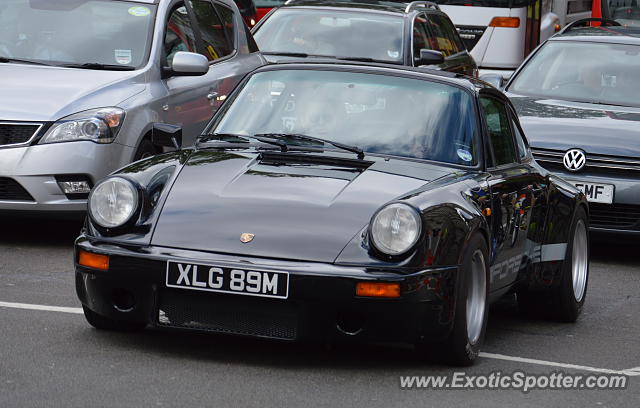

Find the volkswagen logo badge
[[240, 233, 255, 243], [563, 149, 586, 172]]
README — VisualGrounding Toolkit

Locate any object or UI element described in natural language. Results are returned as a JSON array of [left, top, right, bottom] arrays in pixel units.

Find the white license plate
[[165, 261, 289, 299], [571, 181, 614, 204]]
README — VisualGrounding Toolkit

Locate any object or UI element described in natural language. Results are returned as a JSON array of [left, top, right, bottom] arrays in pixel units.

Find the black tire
[[552, 206, 589, 322], [82, 305, 145, 331], [133, 138, 157, 161], [517, 206, 589, 322], [418, 232, 490, 366]]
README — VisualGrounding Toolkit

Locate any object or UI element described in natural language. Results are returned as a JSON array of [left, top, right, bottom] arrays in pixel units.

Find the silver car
[[0, 0, 263, 215]]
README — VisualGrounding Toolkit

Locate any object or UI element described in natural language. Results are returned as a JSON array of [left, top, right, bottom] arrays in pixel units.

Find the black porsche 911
[[75, 62, 589, 366]]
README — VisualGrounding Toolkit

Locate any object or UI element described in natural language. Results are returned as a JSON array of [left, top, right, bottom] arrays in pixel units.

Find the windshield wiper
[[0, 56, 54, 66], [261, 51, 340, 59], [255, 133, 364, 159], [198, 133, 289, 151], [61, 62, 136, 71], [337, 56, 402, 64]]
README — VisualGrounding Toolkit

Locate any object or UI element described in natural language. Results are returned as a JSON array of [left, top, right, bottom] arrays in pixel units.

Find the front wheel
[[418, 233, 489, 366]]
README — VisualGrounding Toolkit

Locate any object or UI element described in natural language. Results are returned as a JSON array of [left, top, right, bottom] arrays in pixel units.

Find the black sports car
[[75, 63, 589, 366]]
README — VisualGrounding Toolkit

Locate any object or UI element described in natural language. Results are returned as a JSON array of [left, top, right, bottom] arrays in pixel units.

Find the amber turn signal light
[[78, 251, 109, 271], [489, 17, 520, 28], [356, 282, 401, 298]]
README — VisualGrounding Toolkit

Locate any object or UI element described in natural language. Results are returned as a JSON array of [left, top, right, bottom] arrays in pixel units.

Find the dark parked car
[[504, 18, 640, 233], [252, 0, 477, 76], [75, 62, 588, 366]]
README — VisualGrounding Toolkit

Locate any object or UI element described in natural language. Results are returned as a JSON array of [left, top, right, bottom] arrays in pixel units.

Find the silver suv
[[0, 0, 263, 215]]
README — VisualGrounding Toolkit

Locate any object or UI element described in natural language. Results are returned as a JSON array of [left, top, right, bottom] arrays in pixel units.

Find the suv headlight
[[39, 107, 125, 144], [88, 177, 139, 228], [370, 203, 421, 256]]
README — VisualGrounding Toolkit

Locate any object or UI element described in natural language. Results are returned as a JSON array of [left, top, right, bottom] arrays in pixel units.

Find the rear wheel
[[418, 233, 489, 366], [82, 306, 145, 331], [517, 206, 589, 322]]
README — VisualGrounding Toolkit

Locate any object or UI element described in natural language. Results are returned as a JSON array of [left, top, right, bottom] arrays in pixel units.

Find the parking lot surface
[[0, 218, 638, 407]]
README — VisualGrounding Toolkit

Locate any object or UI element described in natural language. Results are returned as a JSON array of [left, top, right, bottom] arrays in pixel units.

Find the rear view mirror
[[480, 73, 506, 90], [169, 51, 209, 77], [152, 123, 182, 150], [416, 49, 445, 66]]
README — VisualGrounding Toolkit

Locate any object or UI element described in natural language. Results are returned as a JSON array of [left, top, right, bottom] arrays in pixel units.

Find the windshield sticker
[[128, 6, 150, 17], [115, 49, 132, 65], [457, 149, 473, 162], [387, 50, 400, 59]]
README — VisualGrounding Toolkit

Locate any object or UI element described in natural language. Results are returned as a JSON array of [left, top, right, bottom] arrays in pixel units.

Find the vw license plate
[[166, 261, 289, 299], [571, 181, 614, 204]]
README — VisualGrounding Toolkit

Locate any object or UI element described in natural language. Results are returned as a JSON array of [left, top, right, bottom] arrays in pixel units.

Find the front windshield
[[207, 69, 479, 165], [254, 9, 405, 63], [508, 41, 640, 107], [606, 0, 640, 26], [0, 0, 156, 68]]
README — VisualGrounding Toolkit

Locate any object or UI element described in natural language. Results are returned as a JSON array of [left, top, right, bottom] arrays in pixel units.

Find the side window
[[189, 0, 232, 60], [427, 14, 461, 57], [511, 117, 528, 159], [164, 4, 198, 65], [214, 3, 236, 50], [480, 97, 517, 166], [412, 15, 431, 65]]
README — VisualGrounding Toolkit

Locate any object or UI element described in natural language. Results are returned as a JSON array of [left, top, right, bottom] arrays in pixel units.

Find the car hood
[[0, 63, 145, 122], [509, 94, 640, 156], [151, 150, 452, 263]]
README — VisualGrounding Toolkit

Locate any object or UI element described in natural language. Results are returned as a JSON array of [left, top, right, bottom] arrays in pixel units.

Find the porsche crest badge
[[240, 233, 255, 243]]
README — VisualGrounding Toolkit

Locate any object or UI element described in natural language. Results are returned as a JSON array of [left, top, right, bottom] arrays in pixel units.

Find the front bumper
[[75, 237, 459, 344], [0, 141, 134, 213]]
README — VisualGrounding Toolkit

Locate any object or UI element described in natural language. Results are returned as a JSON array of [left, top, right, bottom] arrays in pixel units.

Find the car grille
[[157, 289, 299, 340], [590, 203, 640, 230], [456, 25, 486, 51], [0, 123, 41, 146], [0, 178, 35, 201], [532, 148, 640, 176]]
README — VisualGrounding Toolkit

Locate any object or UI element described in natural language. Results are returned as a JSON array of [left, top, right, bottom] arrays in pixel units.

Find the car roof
[[252, 60, 491, 93], [278, 0, 442, 15], [551, 26, 640, 46]]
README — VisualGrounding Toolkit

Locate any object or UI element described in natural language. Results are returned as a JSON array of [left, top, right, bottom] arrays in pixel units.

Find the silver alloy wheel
[[572, 219, 588, 302], [466, 249, 487, 345]]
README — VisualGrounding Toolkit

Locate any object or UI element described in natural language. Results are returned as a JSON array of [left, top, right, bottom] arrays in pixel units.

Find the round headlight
[[370, 203, 421, 256], [88, 177, 139, 228]]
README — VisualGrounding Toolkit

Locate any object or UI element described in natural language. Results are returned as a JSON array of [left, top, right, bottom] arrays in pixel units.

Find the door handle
[[207, 92, 218, 100]]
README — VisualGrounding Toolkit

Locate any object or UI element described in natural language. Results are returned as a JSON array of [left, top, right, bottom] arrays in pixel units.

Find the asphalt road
[[0, 217, 638, 407]]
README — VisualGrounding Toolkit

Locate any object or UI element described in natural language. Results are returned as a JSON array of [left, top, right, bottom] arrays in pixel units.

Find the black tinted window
[[511, 117, 528, 159], [481, 97, 516, 166], [189, 0, 232, 60], [214, 3, 236, 50], [413, 15, 432, 65], [427, 14, 461, 56], [165, 4, 197, 64]]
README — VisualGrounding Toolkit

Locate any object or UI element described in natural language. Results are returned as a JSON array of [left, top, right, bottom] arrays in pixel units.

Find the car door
[[422, 13, 473, 76], [163, 0, 249, 147], [481, 94, 542, 291]]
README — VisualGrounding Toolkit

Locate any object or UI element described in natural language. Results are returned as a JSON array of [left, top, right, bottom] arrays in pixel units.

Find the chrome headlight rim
[[88, 176, 141, 230], [39, 107, 125, 145], [369, 202, 422, 257]]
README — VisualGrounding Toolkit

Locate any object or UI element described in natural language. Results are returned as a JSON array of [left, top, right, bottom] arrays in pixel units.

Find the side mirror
[[479, 73, 506, 90], [167, 51, 209, 77], [152, 123, 182, 150], [416, 49, 445, 66]]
